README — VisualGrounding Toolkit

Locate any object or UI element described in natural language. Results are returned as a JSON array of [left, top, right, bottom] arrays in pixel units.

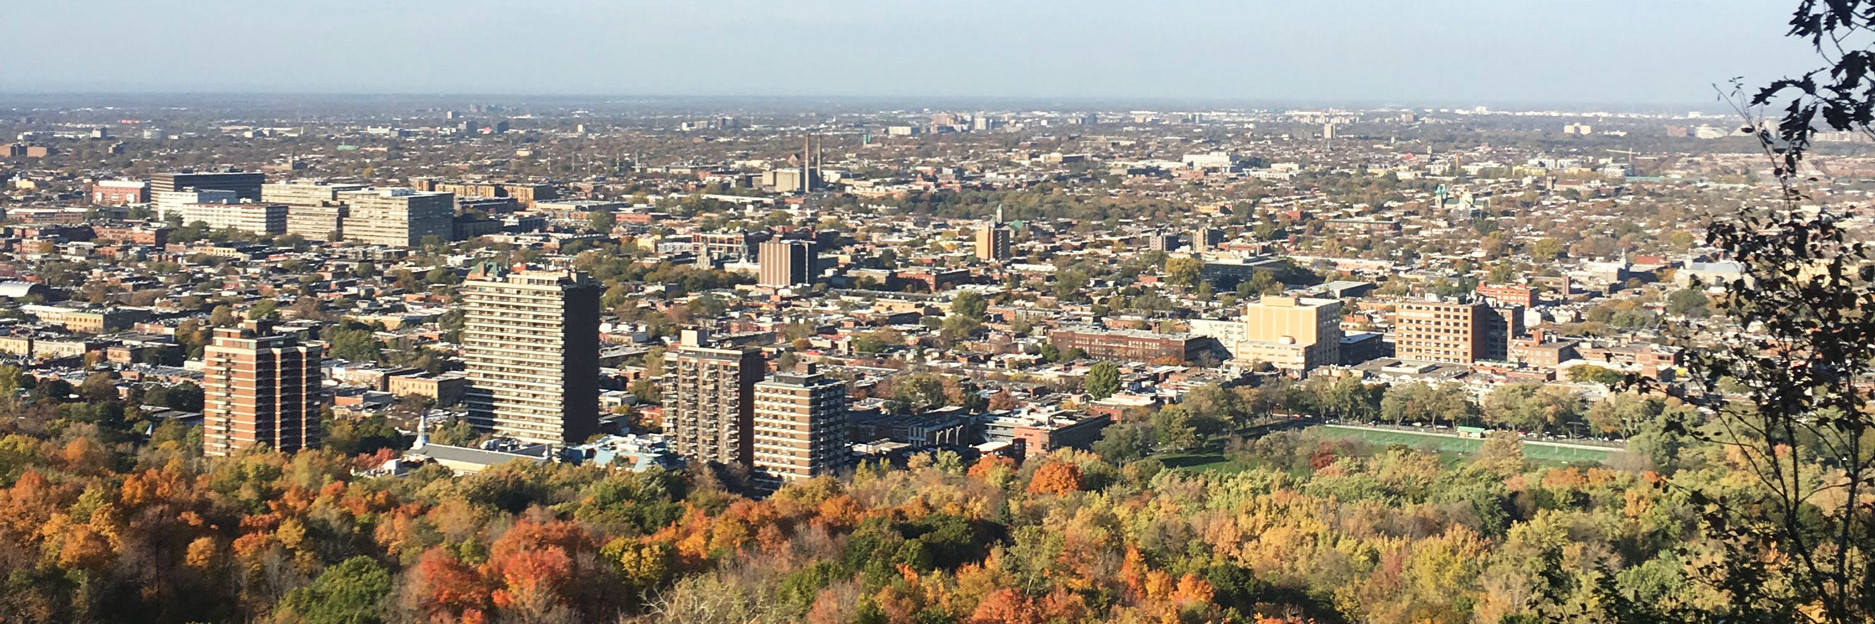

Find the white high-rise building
[[338, 188, 455, 247], [154, 189, 238, 220]]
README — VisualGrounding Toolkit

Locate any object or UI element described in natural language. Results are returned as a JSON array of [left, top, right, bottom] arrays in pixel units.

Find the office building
[[1481, 305, 1525, 362], [975, 226, 1012, 261], [460, 265, 602, 446], [1394, 299, 1495, 364], [1237, 295, 1343, 371], [758, 240, 816, 287], [1193, 227, 1224, 252], [692, 231, 766, 262], [179, 202, 288, 235], [752, 364, 848, 483], [154, 189, 238, 220], [1146, 233, 1180, 252], [339, 188, 455, 247], [262, 181, 366, 206], [409, 179, 557, 208], [202, 321, 322, 457], [1200, 256, 1287, 290], [152, 171, 264, 201], [662, 329, 766, 467], [88, 179, 149, 206], [286, 204, 349, 241], [1182, 152, 1236, 170]]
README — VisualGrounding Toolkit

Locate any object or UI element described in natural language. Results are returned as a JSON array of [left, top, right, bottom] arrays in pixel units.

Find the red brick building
[[1049, 327, 1201, 363], [87, 180, 150, 206], [93, 226, 171, 247], [202, 322, 323, 457], [1475, 283, 1538, 307]]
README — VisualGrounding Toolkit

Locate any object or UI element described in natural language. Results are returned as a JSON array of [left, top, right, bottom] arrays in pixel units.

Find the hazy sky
[[0, 0, 1820, 106]]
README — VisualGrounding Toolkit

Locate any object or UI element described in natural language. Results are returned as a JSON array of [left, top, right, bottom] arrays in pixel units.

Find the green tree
[[327, 329, 382, 363], [1053, 270, 1090, 301], [1665, 287, 1710, 318], [1084, 362, 1122, 399], [890, 373, 948, 412], [1180, 383, 1247, 429], [144, 381, 204, 412], [1567, 364, 1627, 387], [1245, 270, 1282, 296], [1527, 238, 1565, 261], [209, 304, 237, 327], [246, 299, 279, 321], [939, 315, 983, 348], [424, 267, 458, 286], [1150, 405, 1200, 452], [1311, 372, 1380, 421], [1379, 382, 1476, 428], [277, 555, 393, 624], [323, 414, 410, 457], [850, 328, 903, 356], [950, 290, 988, 321], [1584, 391, 1669, 437], [0, 364, 28, 397], [589, 210, 617, 233], [429, 419, 481, 446], [1165, 257, 1203, 289], [1091, 421, 1152, 463], [1481, 383, 1582, 434]]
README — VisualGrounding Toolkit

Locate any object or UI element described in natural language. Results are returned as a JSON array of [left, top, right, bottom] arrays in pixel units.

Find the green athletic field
[[1318, 425, 1614, 463]]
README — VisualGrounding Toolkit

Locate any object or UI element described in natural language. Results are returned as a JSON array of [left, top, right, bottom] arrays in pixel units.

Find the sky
[[0, 0, 1822, 107]]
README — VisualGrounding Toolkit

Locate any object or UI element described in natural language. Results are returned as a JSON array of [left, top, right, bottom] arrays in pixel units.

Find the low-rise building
[[981, 408, 1110, 455], [1050, 327, 1203, 363], [180, 202, 288, 235], [387, 371, 468, 406], [20, 304, 150, 334]]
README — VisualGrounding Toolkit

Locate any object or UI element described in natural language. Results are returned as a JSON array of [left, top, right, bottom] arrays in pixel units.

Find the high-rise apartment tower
[[202, 321, 322, 457], [461, 264, 602, 446]]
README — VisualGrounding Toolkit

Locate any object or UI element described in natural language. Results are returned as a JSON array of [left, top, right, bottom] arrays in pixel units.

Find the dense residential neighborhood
[[0, 92, 1863, 623]]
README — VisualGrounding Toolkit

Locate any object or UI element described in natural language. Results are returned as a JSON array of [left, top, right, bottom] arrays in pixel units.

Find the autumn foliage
[[0, 410, 1771, 624], [1024, 460, 1083, 495]]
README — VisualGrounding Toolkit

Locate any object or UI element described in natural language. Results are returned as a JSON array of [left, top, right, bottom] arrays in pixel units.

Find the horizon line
[[0, 90, 1731, 113]]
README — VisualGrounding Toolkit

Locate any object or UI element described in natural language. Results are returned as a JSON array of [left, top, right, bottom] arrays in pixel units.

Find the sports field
[[1318, 425, 1615, 463]]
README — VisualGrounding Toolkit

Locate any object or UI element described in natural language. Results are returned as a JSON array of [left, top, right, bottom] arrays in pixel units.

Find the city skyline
[[2, 0, 1815, 107]]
